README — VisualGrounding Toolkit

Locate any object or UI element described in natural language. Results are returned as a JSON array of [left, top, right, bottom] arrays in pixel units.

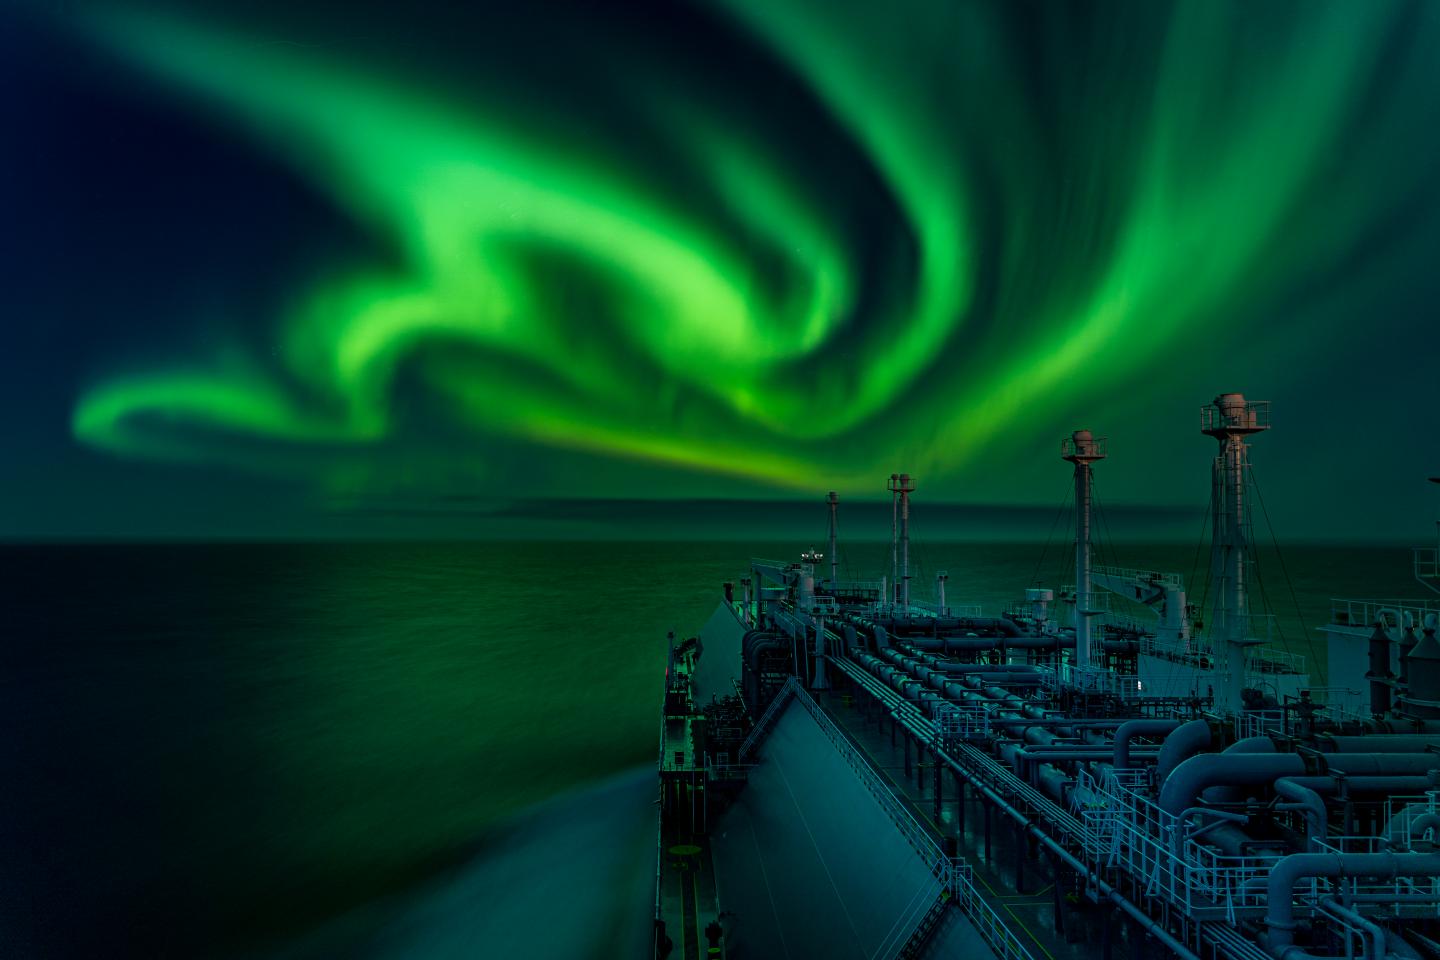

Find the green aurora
[[44, 1, 1440, 516]]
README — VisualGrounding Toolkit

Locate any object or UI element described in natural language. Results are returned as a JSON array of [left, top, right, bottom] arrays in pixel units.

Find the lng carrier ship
[[654, 393, 1440, 960]]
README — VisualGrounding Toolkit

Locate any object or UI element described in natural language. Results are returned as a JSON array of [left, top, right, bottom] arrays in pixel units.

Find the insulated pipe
[[1036, 765, 1070, 802], [884, 616, 1024, 638], [867, 650, 1035, 730], [1019, 749, 1159, 768], [1319, 754, 1440, 776], [908, 657, 1045, 676], [1366, 719, 1440, 734], [930, 669, 1044, 687], [1202, 735, 1280, 801], [1114, 719, 1183, 769], [905, 635, 1061, 652], [884, 648, 1042, 689], [1024, 726, 1059, 746], [1274, 779, 1327, 851], [1411, 812, 1440, 843], [1156, 719, 1213, 786], [870, 646, 1078, 749], [1385, 929, 1423, 960], [1318, 898, 1386, 960], [1319, 735, 1440, 753], [944, 673, 1045, 686], [1176, 808, 1251, 852], [1160, 753, 1440, 817], [1265, 853, 1440, 952], [1197, 823, 1288, 857], [1179, 807, 1249, 829]]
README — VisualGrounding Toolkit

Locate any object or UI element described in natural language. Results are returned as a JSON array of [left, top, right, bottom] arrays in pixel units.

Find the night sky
[[4, 0, 1439, 539]]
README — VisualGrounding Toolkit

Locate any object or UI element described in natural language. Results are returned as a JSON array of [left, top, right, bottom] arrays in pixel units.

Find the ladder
[[897, 890, 952, 959], [737, 677, 801, 760]]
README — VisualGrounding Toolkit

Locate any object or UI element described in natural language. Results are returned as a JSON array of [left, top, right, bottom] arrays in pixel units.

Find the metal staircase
[[897, 890, 953, 959], [736, 676, 801, 760]]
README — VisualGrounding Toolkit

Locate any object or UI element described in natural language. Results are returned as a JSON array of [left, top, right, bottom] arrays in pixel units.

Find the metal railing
[[1329, 597, 1440, 630], [1416, 548, 1439, 585], [879, 875, 949, 960], [1080, 769, 1279, 921], [1102, 612, 1160, 635], [737, 677, 801, 760], [1246, 646, 1306, 677], [951, 863, 1037, 960], [1038, 663, 1143, 700], [1139, 631, 1212, 665], [827, 656, 1047, 960], [1306, 834, 1440, 916], [1092, 565, 1185, 589], [791, 683, 949, 873], [705, 760, 757, 782], [1235, 710, 1285, 740], [1061, 434, 1109, 459], [829, 579, 887, 593], [1387, 792, 1440, 851], [910, 600, 984, 618], [1061, 586, 1112, 616], [950, 701, 991, 741], [772, 609, 806, 640], [1229, 611, 1277, 644], [1297, 685, 1368, 726], [1200, 398, 1270, 433]]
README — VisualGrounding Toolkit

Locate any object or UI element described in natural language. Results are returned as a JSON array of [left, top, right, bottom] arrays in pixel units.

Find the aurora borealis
[[5, 0, 1440, 536]]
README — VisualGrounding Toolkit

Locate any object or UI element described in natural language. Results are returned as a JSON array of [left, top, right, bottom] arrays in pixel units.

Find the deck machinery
[[654, 393, 1440, 960]]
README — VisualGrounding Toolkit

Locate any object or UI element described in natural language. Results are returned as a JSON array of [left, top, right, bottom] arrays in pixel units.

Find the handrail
[[1330, 597, 1440, 629], [953, 863, 1035, 960], [791, 683, 947, 870], [1092, 564, 1185, 588], [787, 680, 1036, 960], [834, 652, 1202, 960], [737, 677, 801, 760]]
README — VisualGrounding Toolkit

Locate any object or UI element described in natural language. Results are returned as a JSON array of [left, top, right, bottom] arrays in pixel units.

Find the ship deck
[[656, 826, 723, 960], [809, 687, 1116, 960]]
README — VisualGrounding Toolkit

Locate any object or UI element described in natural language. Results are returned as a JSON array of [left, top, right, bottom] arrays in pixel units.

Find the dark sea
[[0, 540, 1424, 958]]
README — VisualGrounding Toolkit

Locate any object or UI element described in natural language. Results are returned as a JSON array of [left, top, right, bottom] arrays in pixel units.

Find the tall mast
[[890, 475, 899, 611], [1062, 430, 1107, 671], [888, 474, 916, 611], [1202, 393, 1270, 715], [826, 491, 839, 585]]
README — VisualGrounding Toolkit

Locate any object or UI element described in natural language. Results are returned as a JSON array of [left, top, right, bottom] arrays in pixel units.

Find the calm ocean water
[[0, 540, 1424, 957]]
